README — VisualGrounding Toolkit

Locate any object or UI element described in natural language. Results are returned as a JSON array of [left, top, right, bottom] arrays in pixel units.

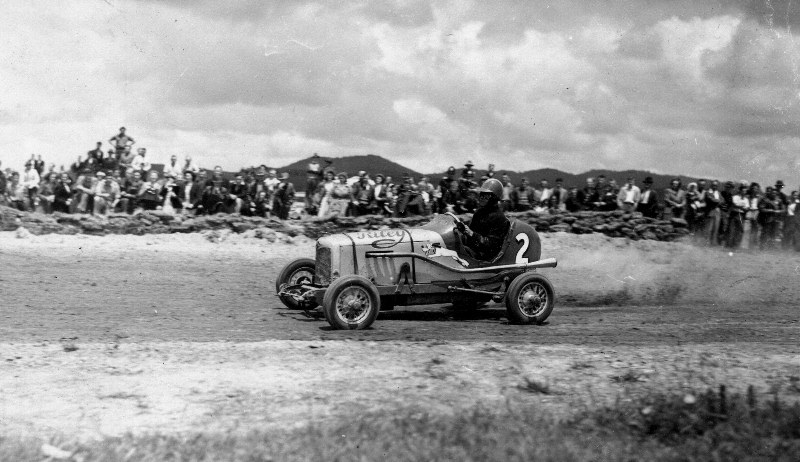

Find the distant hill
[[427, 166, 706, 192], [279, 154, 423, 189]]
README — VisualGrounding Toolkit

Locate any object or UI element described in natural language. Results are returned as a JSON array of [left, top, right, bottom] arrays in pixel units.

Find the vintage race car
[[276, 213, 557, 330]]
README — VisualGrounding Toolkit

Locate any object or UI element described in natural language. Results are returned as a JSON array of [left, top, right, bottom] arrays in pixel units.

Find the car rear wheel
[[323, 275, 381, 330], [276, 258, 317, 310], [505, 273, 554, 324]]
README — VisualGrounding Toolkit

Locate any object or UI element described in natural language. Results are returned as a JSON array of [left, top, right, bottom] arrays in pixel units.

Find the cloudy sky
[[2, 0, 799, 184]]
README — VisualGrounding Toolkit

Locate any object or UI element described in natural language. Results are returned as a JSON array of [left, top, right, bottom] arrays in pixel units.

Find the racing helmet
[[478, 178, 503, 201]]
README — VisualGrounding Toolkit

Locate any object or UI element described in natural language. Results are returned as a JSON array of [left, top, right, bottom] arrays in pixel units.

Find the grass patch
[[2, 385, 798, 461]]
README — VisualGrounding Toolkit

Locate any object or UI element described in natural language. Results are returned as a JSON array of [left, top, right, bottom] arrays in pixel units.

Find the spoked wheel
[[505, 273, 554, 324], [323, 275, 380, 330], [276, 258, 317, 309]]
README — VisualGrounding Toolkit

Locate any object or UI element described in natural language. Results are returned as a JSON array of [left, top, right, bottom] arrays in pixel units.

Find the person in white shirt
[[22, 161, 41, 210], [130, 148, 151, 176], [163, 155, 183, 178], [616, 177, 641, 212], [264, 169, 280, 192], [182, 156, 200, 174]]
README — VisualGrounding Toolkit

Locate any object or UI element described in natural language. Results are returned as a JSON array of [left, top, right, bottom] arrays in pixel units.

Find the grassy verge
[[3, 385, 798, 461]]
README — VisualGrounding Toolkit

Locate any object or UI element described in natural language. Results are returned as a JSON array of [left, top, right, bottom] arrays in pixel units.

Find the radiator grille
[[315, 244, 331, 285]]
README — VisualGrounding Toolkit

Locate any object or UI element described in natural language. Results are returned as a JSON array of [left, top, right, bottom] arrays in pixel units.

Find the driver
[[455, 178, 510, 261]]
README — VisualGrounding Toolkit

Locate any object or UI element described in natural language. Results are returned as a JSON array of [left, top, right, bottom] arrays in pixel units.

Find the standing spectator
[[182, 156, 200, 174], [718, 181, 735, 245], [22, 161, 41, 211], [137, 170, 163, 211], [264, 169, 280, 193], [316, 169, 337, 217], [664, 179, 686, 219], [616, 177, 641, 212], [551, 178, 568, 211], [109, 127, 135, 159], [686, 182, 706, 237], [117, 170, 143, 214], [784, 191, 799, 251], [638, 177, 659, 218], [372, 173, 390, 215], [305, 153, 324, 214], [272, 172, 295, 220], [743, 182, 761, 250], [757, 186, 783, 250], [92, 171, 120, 216], [535, 179, 552, 209], [130, 148, 151, 177], [774, 180, 791, 249], [52, 173, 72, 213], [704, 180, 722, 245], [500, 174, 514, 212], [163, 155, 182, 179], [458, 169, 478, 213], [727, 183, 748, 249], [511, 178, 535, 212]]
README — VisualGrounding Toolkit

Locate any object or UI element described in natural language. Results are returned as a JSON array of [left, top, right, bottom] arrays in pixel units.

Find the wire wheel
[[517, 282, 549, 317], [334, 286, 372, 324], [322, 275, 381, 330], [505, 273, 554, 325]]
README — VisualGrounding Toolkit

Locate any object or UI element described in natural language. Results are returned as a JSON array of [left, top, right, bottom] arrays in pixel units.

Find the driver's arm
[[465, 216, 508, 254]]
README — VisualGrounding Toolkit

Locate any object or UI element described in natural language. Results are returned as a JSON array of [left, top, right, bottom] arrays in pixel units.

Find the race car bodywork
[[276, 214, 557, 330]]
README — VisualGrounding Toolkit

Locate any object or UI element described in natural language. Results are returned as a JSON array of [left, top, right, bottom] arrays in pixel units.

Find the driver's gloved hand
[[455, 220, 466, 233]]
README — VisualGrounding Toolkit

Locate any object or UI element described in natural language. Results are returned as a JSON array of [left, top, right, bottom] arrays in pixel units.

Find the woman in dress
[[316, 169, 337, 217]]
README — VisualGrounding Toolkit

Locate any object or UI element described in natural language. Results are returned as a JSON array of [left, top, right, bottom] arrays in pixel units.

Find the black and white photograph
[[1, 1, 799, 460]]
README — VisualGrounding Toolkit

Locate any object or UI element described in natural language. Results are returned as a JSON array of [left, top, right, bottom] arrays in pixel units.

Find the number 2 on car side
[[515, 233, 530, 264]]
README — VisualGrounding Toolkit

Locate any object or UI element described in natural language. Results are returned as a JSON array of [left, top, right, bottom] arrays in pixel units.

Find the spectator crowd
[[1, 127, 798, 251]]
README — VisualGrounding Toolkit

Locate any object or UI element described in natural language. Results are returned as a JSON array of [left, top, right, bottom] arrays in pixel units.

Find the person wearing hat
[[272, 172, 295, 220], [93, 170, 120, 215], [453, 178, 510, 262], [109, 126, 135, 159]]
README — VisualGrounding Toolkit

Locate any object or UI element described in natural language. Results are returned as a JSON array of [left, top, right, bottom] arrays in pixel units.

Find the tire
[[323, 275, 381, 330], [276, 258, 317, 310], [505, 273, 554, 324]]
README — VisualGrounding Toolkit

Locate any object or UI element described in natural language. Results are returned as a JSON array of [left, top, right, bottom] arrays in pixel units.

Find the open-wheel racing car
[[276, 213, 557, 330]]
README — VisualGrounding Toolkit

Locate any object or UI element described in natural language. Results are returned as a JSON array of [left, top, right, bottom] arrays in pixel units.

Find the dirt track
[[1, 231, 798, 439]]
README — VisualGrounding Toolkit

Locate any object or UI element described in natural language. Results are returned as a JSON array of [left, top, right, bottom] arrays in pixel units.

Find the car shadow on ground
[[276, 305, 513, 324]]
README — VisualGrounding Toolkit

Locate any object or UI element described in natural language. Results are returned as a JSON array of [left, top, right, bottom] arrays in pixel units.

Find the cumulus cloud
[[0, 0, 798, 185]]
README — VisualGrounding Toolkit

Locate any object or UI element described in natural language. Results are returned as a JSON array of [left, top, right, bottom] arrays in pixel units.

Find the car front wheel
[[276, 258, 317, 310], [505, 273, 554, 324], [323, 275, 381, 330]]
